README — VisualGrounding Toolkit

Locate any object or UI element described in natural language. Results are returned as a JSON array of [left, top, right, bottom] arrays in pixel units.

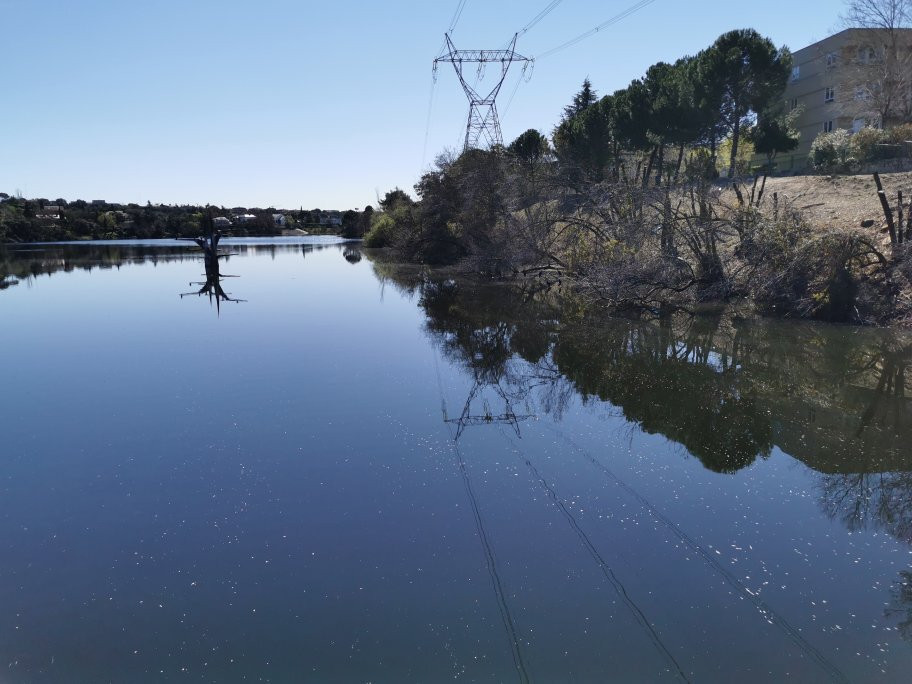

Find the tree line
[[0, 194, 373, 243], [552, 28, 796, 182]]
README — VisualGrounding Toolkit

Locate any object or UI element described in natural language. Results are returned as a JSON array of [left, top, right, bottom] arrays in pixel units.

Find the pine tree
[[562, 78, 597, 122]]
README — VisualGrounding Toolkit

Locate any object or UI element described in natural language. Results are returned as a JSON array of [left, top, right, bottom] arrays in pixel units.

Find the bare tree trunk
[[728, 116, 741, 179], [643, 146, 657, 187], [613, 140, 621, 179], [672, 143, 685, 185], [655, 142, 666, 186], [898, 190, 905, 244], [661, 188, 675, 255], [756, 174, 768, 205]]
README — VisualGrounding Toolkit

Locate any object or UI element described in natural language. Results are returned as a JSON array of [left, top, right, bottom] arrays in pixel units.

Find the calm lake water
[[1, 238, 911, 683]]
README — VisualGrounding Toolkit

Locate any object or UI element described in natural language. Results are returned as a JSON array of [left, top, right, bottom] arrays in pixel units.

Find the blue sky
[[1, 0, 844, 209]]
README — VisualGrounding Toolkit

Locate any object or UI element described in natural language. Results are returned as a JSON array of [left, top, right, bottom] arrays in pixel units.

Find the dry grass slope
[[760, 172, 912, 236]]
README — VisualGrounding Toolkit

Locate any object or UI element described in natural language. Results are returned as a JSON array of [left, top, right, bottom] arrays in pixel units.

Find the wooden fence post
[[898, 190, 905, 244], [873, 172, 898, 245], [907, 190, 912, 244]]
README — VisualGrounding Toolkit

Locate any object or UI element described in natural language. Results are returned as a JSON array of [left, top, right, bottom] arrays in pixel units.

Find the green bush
[[362, 214, 397, 248], [851, 126, 886, 163], [810, 130, 855, 172]]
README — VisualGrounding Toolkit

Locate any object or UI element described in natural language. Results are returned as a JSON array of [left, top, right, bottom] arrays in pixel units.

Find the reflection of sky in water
[[0, 240, 910, 683]]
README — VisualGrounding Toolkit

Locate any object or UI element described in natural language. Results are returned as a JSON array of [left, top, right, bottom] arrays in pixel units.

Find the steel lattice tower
[[434, 33, 532, 152]]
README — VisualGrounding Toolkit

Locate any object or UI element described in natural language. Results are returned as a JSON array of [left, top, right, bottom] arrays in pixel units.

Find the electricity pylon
[[434, 33, 533, 152], [444, 376, 533, 441]]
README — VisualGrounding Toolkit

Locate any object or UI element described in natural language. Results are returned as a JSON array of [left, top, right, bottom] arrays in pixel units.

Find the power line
[[435, 0, 470, 60], [495, 0, 563, 52], [498, 427, 691, 683], [428, 0, 471, 160], [448, 0, 469, 33], [501, 77, 524, 122], [452, 438, 530, 683], [421, 77, 439, 169], [501, 61, 534, 122], [537, 0, 660, 59], [543, 425, 850, 684], [499, 0, 562, 120], [519, 0, 565, 35], [433, 349, 531, 683]]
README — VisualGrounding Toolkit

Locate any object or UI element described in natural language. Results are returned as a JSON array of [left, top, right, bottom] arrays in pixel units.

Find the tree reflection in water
[[343, 245, 362, 264], [179, 232, 245, 312], [887, 572, 912, 641], [371, 261, 912, 641], [426, 282, 536, 440], [819, 471, 912, 544], [375, 267, 912, 480]]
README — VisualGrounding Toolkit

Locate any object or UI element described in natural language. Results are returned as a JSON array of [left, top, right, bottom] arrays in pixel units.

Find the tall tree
[[379, 188, 414, 211], [668, 56, 716, 181], [562, 78, 597, 122], [612, 81, 652, 153], [553, 94, 617, 181], [641, 61, 706, 184], [508, 129, 551, 168], [696, 30, 792, 178]]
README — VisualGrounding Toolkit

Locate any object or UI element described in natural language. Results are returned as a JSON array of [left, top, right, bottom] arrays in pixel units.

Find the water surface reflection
[[372, 260, 912, 677], [380, 268, 912, 479], [0, 241, 910, 682]]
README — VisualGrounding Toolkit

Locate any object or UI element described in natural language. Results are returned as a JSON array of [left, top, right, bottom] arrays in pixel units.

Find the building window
[[825, 86, 835, 102], [857, 46, 877, 63], [826, 51, 839, 67], [791, 65, 800, 81], [823, 121, 834, 133], [854, 86, 870, 101], [853, 118, 866, 133], [789, 97, 798, 110]]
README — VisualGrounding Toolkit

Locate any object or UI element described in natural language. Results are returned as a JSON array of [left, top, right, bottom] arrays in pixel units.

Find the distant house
[[36, 205, 62, 220], [232, 214, 256, 224], [213, 216, 232, 228], [91, 200, 105, 206], [273, 213, 287, 227], [319, 211, 342, 227]]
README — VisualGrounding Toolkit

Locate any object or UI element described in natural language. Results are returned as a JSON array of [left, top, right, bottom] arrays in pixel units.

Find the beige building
[[771, 28, 912, 171]]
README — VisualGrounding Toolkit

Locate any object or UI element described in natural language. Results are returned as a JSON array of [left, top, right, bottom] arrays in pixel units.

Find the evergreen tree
[[562, 78, 597, 122], [749, 105, 801, 168], [508, 129, 551, 168], [695, 30, 792, 178]]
